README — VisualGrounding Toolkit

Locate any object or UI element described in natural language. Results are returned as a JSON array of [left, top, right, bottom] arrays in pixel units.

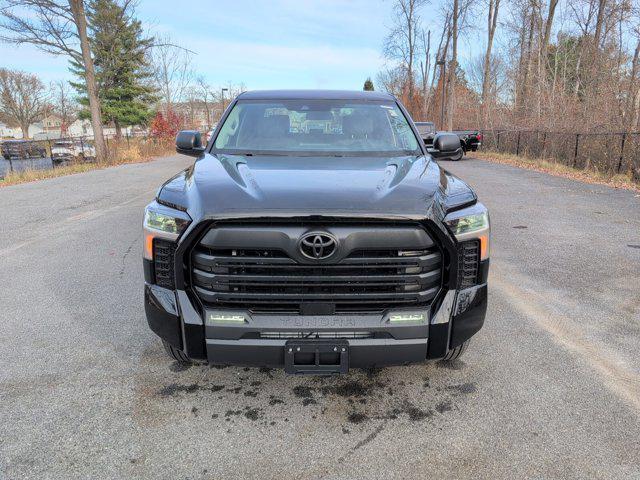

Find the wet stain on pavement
[[157, 383, 201, 396], [447, 382, 477, 395], [151, 361, 476, 432], [437, 359, 465, 370], [169, 362, 191, 372], [435, 400, 453, 414], [347, 411, 369, 424]]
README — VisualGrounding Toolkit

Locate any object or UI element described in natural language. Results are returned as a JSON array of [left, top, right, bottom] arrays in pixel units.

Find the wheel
[[162, 340, 194, 365], [452, 150, 464, 161], [442, 340, 470, 361]]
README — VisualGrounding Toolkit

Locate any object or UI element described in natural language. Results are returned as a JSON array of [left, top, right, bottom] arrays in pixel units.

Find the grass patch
[[474, 150, 640, 192], [0, 137, 174, 187]]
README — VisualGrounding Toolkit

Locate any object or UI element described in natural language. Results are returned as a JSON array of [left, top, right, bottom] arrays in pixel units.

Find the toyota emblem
[[299, 232, 337, 260]]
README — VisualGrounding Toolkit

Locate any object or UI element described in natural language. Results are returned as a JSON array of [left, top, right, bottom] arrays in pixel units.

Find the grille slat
[[192, 267, 441, 284], [191, 224, 443, 313], [192, 251, 441, 269], [194, 285, 439, 302]]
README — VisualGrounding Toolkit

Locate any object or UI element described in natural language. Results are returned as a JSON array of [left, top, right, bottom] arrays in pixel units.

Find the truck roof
[[237, 90, 396, 101]]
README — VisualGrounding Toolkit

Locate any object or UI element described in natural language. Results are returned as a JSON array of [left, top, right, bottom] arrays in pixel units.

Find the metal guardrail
[[480, 129, 640, 178]]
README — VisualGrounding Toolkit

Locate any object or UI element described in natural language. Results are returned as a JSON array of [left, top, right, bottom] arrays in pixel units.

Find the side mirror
[[430, 133, 462, 160], [176, 130, 205, 157]]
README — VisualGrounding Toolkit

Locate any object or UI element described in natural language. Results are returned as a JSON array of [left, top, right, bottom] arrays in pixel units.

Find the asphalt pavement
[[1, 155, 639, 479]]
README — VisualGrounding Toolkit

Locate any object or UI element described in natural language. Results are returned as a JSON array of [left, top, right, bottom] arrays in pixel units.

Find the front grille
[[154, 239, 176, 289], [190, 224, 443, 313], [457, 240, 480, 288]]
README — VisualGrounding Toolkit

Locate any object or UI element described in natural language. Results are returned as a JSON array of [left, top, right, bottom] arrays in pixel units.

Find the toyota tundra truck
[[143, 90, 489, 374]]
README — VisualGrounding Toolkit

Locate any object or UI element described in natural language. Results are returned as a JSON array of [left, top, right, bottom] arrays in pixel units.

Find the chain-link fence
[[0, 133, 160, 179], [481, 130, 640, 180]]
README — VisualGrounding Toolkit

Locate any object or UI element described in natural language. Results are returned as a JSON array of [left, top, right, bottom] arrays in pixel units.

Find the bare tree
[[425, 13, 451, 122], [50, 80, 77, 136], [0, 0, 107, 161], [419, 29, 431, 119], [383, 0, 429, 112], [446, 0, 459, 130], [0, 68, 48, 139], [150, 35, 195, 112], [192, 76, 215, 129], [481, 0, 501, 119]]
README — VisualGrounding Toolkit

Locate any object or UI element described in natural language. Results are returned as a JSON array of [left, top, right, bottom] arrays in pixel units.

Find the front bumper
[[144, 279, 488, 368]]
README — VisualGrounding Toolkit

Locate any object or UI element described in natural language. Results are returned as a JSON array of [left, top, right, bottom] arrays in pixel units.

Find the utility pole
[[436, 59, 446, 129]]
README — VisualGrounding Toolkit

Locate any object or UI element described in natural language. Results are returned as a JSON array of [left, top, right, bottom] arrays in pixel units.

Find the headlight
[[143, 201, 191, 260], [444, 203, 490, 260]]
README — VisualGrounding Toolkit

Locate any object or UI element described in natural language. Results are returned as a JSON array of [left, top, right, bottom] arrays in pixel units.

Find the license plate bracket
[[284, 340, 349, 375]]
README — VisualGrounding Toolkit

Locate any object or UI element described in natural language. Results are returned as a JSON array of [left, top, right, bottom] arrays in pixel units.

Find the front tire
[[442, 340, 469, 361], [162, 340, 194, 365]]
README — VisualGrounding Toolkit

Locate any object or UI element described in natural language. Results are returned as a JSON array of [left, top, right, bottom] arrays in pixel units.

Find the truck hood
[[157, 153, 476, 221]]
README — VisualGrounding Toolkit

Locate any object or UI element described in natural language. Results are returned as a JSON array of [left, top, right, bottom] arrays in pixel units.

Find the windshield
[[213, 99, 421, 155]]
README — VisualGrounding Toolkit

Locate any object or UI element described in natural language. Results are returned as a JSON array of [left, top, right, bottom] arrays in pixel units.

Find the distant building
[[163, 101, 220, 131], [0, 122, 41, 139], [0, 122, 20, 139], [41, 114, 63, 133]]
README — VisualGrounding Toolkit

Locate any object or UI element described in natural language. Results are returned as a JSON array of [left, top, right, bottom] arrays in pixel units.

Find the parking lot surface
[[1, 155, 639, 479]]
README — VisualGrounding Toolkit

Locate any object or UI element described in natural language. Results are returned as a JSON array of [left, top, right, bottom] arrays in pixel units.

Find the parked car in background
[[1, 140, 47, 160], [414, 122, 482, 161], [51, 140, 96, 164]]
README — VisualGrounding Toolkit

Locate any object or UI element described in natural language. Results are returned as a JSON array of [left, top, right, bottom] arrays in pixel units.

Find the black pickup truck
[[143, 90, 490, 374], [414, 122, 482, 160], [454, 130, 483, 153]]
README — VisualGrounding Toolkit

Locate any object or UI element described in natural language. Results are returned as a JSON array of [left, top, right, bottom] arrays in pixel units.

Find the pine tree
[[71, 0, 156, 138], [363, 77, 375, 91]]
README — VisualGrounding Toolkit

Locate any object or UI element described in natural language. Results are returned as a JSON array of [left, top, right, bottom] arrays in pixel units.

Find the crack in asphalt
[[119, 232, 141, 277]]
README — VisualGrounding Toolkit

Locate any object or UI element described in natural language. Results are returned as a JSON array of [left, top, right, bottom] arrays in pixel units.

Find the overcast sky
[[0, 0, 483, 90]]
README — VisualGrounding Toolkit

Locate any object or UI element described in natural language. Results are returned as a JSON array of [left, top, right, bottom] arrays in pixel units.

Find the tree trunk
[[481, 0, 500, 123], [541, 0, 558, 56], [115, 120, 122, 140], [427, 20, 450, 121], [446, 0, 458, 131], [406, 0, 415, 110], [514, 7, 528, 110], [421, 30, 431, 119], [631, 86, 640, 132], [69, 0, 107, 163], [593, 0, 606, 50], [21, 122, 30, 140], [521, 3, 536, 115], [626, 41, 640, 128]]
